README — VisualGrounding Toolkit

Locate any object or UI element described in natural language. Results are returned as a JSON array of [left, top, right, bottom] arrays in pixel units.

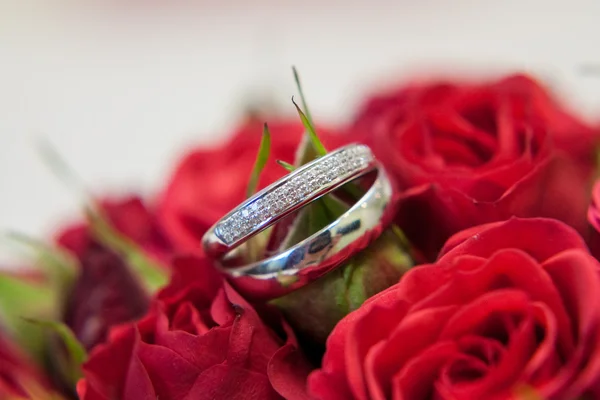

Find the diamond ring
[[202, 144, 396, 300]]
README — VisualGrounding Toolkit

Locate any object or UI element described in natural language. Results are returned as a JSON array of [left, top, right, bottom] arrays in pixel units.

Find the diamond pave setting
[[215, 145, 373, 245]]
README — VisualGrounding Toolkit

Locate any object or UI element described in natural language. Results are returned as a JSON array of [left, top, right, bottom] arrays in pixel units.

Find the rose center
[[442, 335, 505, 387]]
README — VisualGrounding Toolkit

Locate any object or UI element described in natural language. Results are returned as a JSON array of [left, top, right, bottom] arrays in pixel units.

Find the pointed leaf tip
[[292, 97, 327, 157], [276, 159, 295, 172], [246, 122, 272, 198], [35, 137, 90, 203], [24, 318, 87, 365], [291, 66, 314, 125]]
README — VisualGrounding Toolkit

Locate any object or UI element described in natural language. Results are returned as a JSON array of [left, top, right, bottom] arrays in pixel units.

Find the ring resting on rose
[[202, 144, 396, 300]]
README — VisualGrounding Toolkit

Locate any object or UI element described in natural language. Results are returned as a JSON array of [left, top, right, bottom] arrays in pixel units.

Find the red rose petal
[[170, 301, 211, 335], [365, 306, 457, 399], [439, 218, 587, 263], [81, 326, 140, 399], [137, 342, 201, 399], [152, 309, 230, 372], [307, 365, 358, 400], [433, 250, 573, 349], [391, 341, 458, 400], [121, 354, 157, 400], [184, 364, 282, 400], [439, 353, 490, 389], [158, 255, 223, 310], [346, 302, 411, 400], [76, 381, 106, 400], [537, 250, 600, 397], [520, 302, 562, 386], [268, 344, 313, 400]]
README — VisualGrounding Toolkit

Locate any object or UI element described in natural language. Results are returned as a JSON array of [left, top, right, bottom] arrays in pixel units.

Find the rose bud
[[0, 196, 171, 395], [55, 195, 171, 350], [351, 74, 600, 260], [309, 218, 600, 399], [61, 243, 149, 351], [77, 256, 311, 400], [158, 118, 347, 254], [272, 229, 414, 346]]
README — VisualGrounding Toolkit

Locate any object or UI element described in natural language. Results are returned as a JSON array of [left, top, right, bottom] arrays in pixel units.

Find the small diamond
[[249, 202, 258, 213], [215, 146, 372, 245]]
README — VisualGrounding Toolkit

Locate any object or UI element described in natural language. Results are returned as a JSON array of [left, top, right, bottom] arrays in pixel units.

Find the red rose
[[62, 243, 150, 350], [77, 256, 311, 400], [352, 74, 600, 260], [158, 119, 347, 253], [309, 218, 600, 399]]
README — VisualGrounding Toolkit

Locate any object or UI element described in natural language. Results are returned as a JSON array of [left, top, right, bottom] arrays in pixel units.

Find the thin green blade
[[246, 123, 272, 198]]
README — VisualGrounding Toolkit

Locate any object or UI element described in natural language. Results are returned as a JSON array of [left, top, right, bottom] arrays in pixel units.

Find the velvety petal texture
[[351, 74, 600, 260], [77, 256, 310, 400], [309, 218, 600, 399]]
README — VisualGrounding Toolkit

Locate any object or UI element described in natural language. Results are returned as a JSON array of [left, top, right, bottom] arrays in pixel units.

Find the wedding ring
[[202, 144, 396, 300]]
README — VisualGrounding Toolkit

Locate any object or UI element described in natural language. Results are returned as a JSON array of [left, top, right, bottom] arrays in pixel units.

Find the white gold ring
[[202, 144, 396, 300]]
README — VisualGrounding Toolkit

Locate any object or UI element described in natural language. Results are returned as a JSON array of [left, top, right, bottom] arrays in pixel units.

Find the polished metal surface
[[202, 143, 396, 300], [218, 165, 395, 300], [202, 144, 375, 259]]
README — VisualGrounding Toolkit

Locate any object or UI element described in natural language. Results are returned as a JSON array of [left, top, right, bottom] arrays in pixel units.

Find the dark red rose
[[352, 74, 600, 260], [77, 256, 311, 400], [54, 196, 170, 351], [62, 243, 150, 350], [0, 331, 52, 398], [158, 119, 348, 254], [309, 218, 600, 399]]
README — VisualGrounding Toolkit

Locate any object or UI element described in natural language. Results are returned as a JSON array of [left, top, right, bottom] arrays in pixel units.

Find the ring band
[[202, 144, 396, 300], [220, 165, 394, 300], [203, 144, 376, 258]]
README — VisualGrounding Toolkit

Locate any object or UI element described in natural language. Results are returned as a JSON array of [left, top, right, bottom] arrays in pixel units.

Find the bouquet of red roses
[[3, 71, 600, 400]]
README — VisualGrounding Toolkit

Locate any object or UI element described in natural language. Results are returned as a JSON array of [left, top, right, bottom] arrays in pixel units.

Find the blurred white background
[[1, 0, 600, 262]]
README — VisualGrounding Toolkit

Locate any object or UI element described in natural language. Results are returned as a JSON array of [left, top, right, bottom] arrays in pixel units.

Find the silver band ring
[[202, 144, 396, 300]]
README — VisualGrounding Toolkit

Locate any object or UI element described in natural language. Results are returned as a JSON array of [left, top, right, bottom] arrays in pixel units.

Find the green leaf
[[292, 66, 314, 126], [3, 231, 77, 297], [0, 232, 77, 362], [246, 123, 272, 198], [86, 208, 169, 292], [276, 159, 295, 172], [24, 319, 87, 386], [0, 273, 57, 358], [292, 97, 327, 158], [35, 137, 91, 203]]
